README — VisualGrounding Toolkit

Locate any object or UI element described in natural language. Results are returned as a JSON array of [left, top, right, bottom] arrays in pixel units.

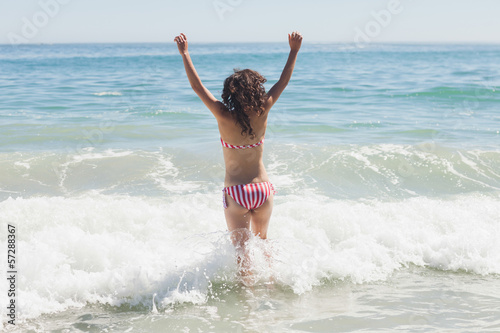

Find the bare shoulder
[[213, 101, 232, 122], [262, 94, 276, 116]]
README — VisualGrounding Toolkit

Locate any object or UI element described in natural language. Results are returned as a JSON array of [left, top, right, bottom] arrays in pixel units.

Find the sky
[[1, 0, 499, 44]]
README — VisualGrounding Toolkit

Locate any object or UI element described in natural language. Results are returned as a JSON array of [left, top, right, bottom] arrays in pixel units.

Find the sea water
[[0, 42, 499, 332]]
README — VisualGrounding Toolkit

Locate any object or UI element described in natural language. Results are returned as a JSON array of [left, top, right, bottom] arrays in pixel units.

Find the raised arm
[[265, 31, 303, 110], [174, 33, 224, 118]]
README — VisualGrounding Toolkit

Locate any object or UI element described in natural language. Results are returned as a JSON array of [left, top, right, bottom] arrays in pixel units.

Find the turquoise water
[[1, 43, 500, 332], [1, 43, 499, 152]]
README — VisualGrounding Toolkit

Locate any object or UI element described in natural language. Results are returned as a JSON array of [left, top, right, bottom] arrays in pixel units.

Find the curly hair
[[221, 69, 267, 139]]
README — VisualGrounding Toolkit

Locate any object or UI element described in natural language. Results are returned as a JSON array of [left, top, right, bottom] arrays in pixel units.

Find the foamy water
[[1, 43, 500, 331], [1, 191, 500, 331]]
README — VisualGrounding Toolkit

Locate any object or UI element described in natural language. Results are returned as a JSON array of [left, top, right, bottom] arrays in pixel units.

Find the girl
[[174, 31, 302, 278]]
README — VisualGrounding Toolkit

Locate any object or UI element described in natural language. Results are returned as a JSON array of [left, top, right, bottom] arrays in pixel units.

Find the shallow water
[[15, 269, 500, 332], [1, 42, 499, 331]]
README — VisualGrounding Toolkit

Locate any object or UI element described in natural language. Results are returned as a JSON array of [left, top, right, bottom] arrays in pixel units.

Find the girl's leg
[[250, 195, 275, 284], [249, 194, 274, 239], [223, 192, 253, 277]]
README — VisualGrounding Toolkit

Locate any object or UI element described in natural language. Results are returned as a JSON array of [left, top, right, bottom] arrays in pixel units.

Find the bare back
[[217, 107, 271, 187]]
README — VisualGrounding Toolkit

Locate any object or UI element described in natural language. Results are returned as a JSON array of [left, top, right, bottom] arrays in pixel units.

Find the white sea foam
[[13, 161, 30, 169], [0, 191, 499, 322], [93, 91, 122, 96], [1, 144, 500, 204]]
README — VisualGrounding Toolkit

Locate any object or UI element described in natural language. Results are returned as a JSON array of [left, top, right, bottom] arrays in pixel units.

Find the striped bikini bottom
[[222, 181, 276, 210]]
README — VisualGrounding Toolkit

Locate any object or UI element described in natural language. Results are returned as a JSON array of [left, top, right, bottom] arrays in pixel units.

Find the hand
[[174, 33, 188, 55], [288, 31, 303, 52]]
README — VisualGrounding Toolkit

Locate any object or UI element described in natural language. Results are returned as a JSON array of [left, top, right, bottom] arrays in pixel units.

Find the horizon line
[[1, 40, 500, 46]]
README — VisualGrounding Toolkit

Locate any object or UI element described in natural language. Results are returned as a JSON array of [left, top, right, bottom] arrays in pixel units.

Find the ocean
[[1, 42, 499, 332]]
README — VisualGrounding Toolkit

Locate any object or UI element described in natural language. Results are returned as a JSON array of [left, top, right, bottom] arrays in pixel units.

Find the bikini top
[[220, 136, 265, 150]]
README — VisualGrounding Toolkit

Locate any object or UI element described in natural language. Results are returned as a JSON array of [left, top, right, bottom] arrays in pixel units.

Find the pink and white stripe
[[220, 137, 265, 150], [222, 182, 276, 210]]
